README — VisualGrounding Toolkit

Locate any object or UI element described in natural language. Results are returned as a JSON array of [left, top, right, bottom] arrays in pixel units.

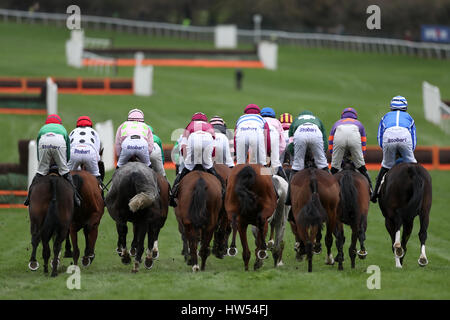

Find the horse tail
[[235, 165, 258, 218], [297, 169, 327, 229], [398, 165, 424, 220], [188, 177, 209, 229], [338, 170, 359, 225], [128, 171, 156, 213], [41, 177, 59, 240]]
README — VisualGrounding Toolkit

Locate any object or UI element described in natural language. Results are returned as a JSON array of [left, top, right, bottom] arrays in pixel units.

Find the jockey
[[68, 116, 104, 185], [24, 114, 81, 207], [210, 116, 234, 168], [170, 112, 225, 207], [279, 112, 293, 164], [285, 110, 329, 206], [148, 124, 167, 178], [260, 107, 288, 180], [234, 104, 271, 165], [114, 108, 154, 169], [371, 96, 417, 203], [329, 107, 372, 192]]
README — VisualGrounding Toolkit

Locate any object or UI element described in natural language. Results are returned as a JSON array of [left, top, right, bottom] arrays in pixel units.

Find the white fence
[[423, 81, 450, 134], [2, 8, 450, 59]]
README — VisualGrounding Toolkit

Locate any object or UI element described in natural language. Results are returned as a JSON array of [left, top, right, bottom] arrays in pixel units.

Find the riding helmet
[[341, 107, 358, 119], [244, 104, 260, 114], [390, 96, 408, 111], [192, 112, 208, 122], [260, 107, 276, 118], [279, 112, 293, 130], [76, 116, 93, 127], [128, 108, 145, 122], [45, 114, 62, 124]]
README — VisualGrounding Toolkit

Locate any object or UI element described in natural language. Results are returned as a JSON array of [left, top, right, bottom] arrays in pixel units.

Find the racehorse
[[67, 170, 105, 267], [28, 171, 74, 277], [105, 162, 161, 273], [253, 174, 290, 267], [211, 164, 232, 259], [378, 162, 432, 268], [129, 172, 170, 269], [289, 167, 343, 272], [175, 166, 223, 272], [225, 164, 277, 271], [334, 157, 370, 269]]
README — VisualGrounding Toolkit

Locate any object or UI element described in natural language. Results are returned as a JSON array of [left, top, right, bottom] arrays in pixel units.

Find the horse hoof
[[313, 244, 322, 255], [152, 250, 159, 260], [357, 250, 368, 259], [227, 247, 238, 257], [276, 260, 284, 267], [393, 244, 405, 258], [267, 240, 275, 251], [296, 253, 306, 262], [418, 257, 428, 267], [257, 250, 268, 260], [82, 256, 91, 267], [129, 248, 136, 257], [51, 271, 58, 277], [28, 261, 39, 271], [121, 254, 131, 265], [115, 247, 122, 257], [192, 264, 200, 272], [325, 256, 335, 265], [144, 257, 154, 270]]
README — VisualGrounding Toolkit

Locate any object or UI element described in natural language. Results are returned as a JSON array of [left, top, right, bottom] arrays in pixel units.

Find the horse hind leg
[[28, 231, 40, 271], [418, 212, 430, 267], [349, 227, 358, 269], [199, 228, 214, 271], [131, 222, 147, 273], [64, 233, 73, 258], [51, 230, 66, 277], [227, 214, 239, 257], [70, 226, 80, 266], [357, 216, 368, 259]]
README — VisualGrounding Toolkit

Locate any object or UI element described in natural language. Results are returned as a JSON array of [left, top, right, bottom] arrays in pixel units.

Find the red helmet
[[192, 112, 208, 122], [45, 114, 62, 124], [244, 104, 260, 114], [76, 116, 93, 127]]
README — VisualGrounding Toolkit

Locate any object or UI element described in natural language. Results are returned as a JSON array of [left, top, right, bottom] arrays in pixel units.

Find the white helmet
[[390, 96, 408, 111]]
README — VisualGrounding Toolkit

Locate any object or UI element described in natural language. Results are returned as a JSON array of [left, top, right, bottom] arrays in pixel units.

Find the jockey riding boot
[[321, 166, 331, 174], [63, 173, 82, 207], [96, 175, 104, 200], [330, 167, 339, 175], [285, 169, 298, 206], [370, 166, 389, 203], [23, 173, 43, 206], [170, 167, 191, 207], [276, 166, 288, 181], [357, 165, 373, 196], [206, 167, 226, 198]]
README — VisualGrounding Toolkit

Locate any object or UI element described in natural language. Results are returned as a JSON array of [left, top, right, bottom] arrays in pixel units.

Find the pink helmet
[[128, 108, 144, 122], [244, 104, 260, 114], [192, 112, 208, 122]]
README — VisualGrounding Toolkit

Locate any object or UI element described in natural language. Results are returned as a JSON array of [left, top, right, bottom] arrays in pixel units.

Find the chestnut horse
[[28, 172, 74, 277], [106, 162, 161, 273], [378, 162, 432, 268], [290, 167, 343, 272], [334, 159, 370, 269], [66, 170, 105, 267], [225, 164, 277, 271], [175, 167, 223, 272]]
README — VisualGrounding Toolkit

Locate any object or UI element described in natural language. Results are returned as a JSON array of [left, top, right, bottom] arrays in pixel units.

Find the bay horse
[[66, 170, 105, 267], [334, 158, 370, 269], [175, 166, 223, 272], [225, 164, 277, 271], [378, 162, 432, 268], [289, 167, 343, 272], [129, 172, 170, 269], [28, 172, 74, 277], [105, 162, 161, 273]]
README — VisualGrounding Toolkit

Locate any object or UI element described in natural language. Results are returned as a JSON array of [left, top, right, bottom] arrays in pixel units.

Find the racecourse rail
[[1, 8, 450, 60]]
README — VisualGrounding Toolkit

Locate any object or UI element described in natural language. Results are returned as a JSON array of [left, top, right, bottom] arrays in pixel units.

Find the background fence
[[2, 8, 450, 60]]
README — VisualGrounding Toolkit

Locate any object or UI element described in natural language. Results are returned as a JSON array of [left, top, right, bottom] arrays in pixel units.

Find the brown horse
[[378, 162, 432, 268], [289, 167, 343, 272], [28, 172, 74, 277], [129, 172, 170, 269], [334, 159, 370, 269], [211, 164, 232, 259], [175, 167, 223, 272], [66, 170, 105, 267], [225, 164, 277, 271]]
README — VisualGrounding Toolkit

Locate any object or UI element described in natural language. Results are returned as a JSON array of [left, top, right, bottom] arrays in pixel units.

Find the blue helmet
[[390, 96, 408, 111], [260, 107, 276, 118]]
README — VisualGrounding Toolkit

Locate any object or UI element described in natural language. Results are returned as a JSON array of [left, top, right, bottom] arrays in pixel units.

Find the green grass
[[0, 22, 449, 300], [0, 169, 449, 299]]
